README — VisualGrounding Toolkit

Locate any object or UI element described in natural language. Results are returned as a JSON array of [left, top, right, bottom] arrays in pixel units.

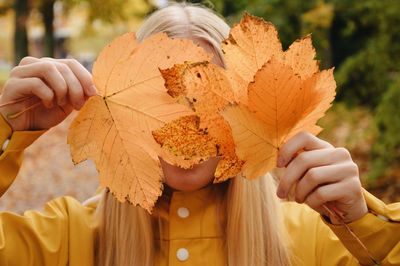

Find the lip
[[159, 156, 222, 191]]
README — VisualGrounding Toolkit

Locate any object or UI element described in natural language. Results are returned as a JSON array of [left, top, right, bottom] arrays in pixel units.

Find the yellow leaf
[[159, 62, 244, 182], [161, 14, 336, 180], [221, 105, 277, 180], [222, 13, 283, 103], [68, 32, 211, 212], [282, 35, 319, 79], [222, 57, 336, 179], [152, 115, 218, 169]]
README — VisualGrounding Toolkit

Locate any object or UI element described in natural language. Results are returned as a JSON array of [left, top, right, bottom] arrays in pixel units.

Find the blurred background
[[0, 0, 399, 212]]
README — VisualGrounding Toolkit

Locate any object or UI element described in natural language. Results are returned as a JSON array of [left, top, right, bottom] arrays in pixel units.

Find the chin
[[159, 157, 220, 191]]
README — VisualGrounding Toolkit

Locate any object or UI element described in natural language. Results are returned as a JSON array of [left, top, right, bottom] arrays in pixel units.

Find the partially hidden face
[[158, 39, 225, 191], [160, 156, 221, 191]]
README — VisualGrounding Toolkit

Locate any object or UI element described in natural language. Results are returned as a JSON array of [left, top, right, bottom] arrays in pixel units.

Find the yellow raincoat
[[0, 115, 399, 266]]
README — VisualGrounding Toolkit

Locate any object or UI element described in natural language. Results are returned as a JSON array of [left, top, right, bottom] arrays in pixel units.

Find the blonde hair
[[96, 3, 291, 266]]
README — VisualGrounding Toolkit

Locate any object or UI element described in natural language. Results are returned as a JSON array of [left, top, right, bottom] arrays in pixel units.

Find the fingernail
[[276, 188, 285, 198], [87, 85, 98, 96], [76, 99, 85, 110]]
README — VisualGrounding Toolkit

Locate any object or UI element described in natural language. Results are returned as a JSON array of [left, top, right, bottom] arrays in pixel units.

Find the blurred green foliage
[[372, 77, 400, 179], [188, 0, 400, 180], [332, 0, 400, 108]]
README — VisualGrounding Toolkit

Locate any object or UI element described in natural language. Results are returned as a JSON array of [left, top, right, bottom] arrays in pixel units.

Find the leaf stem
[[7, 102, 42, 119], [0, 96, 35, 108], [322, 204, 380, 265]]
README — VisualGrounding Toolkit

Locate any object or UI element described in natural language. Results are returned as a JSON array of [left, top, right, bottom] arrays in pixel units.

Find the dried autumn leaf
[[68, 32, 211, 211], [159, 61, 244, 182], [222, 13, 321, 103], [282, 35, 319, 79], [152, 115, 218, 169], [220, 16, 335, 180], [222, 56, 335, 179], [159, 13, 335, 181], [222, 13, 283, 103]]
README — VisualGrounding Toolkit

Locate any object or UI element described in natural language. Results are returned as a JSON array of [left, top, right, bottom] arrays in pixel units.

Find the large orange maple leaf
[[67, 32, 210, 212]]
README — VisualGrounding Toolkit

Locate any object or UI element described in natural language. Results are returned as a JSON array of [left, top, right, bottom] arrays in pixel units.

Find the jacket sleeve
[[284, 190, 399, 265], [0, 114, 46, 197], [0, 115, 98, 266], [322, 189, 400, 265], [0, 196, 97, 266]]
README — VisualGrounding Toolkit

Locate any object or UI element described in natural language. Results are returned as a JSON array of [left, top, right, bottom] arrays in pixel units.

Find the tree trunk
[[13, 0, 29, 66], [40, 0, 55, 58]]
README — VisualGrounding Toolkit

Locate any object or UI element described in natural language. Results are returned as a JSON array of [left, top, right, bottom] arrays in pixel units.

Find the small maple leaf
[[159, 61, 244, 182]]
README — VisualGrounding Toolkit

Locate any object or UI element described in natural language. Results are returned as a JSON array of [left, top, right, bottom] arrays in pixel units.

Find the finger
[[18, 56, 40, 66], [41, 57, 95, 102], [46, 58, 96, 97], [17, 57, 96, 98], [277, 131, 333, 168], [277, 148, 351, 198], [294, 162, 358, 203], [11, 77, 55, 108], [10, 62, 68, 105], [53, 62, 85, 110], [304, 178, 359, 210]]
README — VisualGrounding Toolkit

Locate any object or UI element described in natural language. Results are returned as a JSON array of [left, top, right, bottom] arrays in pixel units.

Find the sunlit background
[[0, 0, 399, 212]]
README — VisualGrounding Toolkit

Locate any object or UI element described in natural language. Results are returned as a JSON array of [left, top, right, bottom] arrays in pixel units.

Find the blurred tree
[[212, 0, 247, 17], [301, 2, 334, 68], [371, 76, 400, 180], [0, 0, 150, 60], [0, 0, 30, 64], [38, 0, 55, 57], [331, 0, 400, 108], [13, 0, 29, 64], [329, 1, 400, 180], [34, 0, 131, 58]]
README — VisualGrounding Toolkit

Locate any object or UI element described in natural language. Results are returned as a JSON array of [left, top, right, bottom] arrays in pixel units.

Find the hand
[[276, 132, 368, 224], [0, 57, 98, 131]]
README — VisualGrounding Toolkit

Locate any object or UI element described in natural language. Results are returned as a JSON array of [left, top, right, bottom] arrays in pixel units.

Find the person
[[0, 3, 399, 266]]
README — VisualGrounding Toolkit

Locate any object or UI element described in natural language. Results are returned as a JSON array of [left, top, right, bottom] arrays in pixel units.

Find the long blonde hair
[[95, 3, 291, 266]]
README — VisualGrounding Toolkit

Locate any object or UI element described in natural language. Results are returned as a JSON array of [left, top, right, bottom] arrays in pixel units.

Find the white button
[[177, 207, 189, 218], [1, 139, 10, 152], [176, 248, 189, 261]]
